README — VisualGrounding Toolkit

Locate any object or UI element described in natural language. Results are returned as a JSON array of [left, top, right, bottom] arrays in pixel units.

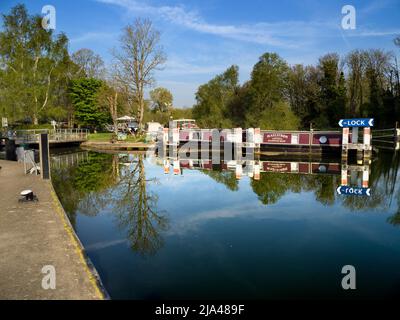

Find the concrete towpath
[[0, 160, 105, 300]]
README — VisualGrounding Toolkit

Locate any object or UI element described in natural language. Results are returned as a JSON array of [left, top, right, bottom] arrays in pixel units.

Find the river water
[[51, 148, 400, 299]]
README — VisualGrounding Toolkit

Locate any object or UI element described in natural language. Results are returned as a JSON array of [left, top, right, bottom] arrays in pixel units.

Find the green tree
[[193, 65, 239, 128], [256, 101, 300, 130], [317, 53, 342, 128], [0, 4, 72, 124], [69, 78, 109, 129], [246, 53, 290, 121], [150, 87, 173, 113], [364, 49, 392, 126]]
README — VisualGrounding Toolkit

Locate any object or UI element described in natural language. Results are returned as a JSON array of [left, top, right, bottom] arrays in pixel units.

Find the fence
[[11, 129, 89, 144]]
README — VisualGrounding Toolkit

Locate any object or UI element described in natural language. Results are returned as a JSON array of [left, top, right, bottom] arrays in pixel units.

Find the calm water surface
[[51, 149, 400, 299]]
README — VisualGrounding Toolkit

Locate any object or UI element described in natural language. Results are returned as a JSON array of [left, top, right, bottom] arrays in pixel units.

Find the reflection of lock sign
[[319, 136, 328, 144]]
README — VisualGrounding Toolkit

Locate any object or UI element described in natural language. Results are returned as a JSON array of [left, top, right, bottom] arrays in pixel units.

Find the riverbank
[[0, 160, 105, 300], [81, 140, 155, 151]]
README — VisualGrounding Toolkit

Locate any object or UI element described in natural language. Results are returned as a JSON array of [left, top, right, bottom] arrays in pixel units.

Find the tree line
[[193, 48, 400, 130], [0, 4, 191, 132], [1, 4, 399, 132]]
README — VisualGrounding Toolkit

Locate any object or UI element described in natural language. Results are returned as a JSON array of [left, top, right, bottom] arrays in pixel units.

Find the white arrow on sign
[[368, 119, 374, 126], [366, 188, 371, 196], [336, 186, 342, 194], [338, 119, 344, 127]]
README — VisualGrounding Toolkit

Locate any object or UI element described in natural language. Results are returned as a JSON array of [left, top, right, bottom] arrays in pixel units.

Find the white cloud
[[70, 31, 118, 44], [95, 0, 329, 48], [97, 0, 400, 48]]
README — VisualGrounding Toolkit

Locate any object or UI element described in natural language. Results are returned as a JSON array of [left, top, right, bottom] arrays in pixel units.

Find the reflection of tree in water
[[201, 170, 239, 191], [51, 152, 117, 225], [248, 153, 400, 220], [250, 173, 338, 206], [112, 155, 168, 256], [52, 151, 168, 255], [302, 175, 338, 206], [341, 152, 400, 214]]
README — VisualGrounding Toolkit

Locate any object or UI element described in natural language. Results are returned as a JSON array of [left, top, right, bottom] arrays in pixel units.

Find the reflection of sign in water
[[264, 133, 291, 144], [336, 186, 371, 196], [338, 118, 374, 127], [264, 162, 291, 172]]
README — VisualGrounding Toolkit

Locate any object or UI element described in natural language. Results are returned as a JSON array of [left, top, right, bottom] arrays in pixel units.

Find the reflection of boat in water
[[161, 155, 369, 180]]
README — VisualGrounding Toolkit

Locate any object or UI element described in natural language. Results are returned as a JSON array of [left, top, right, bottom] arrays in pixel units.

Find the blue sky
[[1, 0, 400, 107]]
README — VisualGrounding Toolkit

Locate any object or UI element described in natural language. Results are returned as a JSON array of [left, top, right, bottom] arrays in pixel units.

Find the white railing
[[12, 129, 89, 143]]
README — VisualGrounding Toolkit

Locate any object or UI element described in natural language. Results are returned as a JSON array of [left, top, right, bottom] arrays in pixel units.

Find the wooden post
[[254, 162, 260, 180], [342, 128, 349, 159], [235, 162, 242, 180], [362, 167, 369, 188], [352, 127, 358, 144], [173, 159, 180, 175], [163, 159, 170, 174], [363, 127, 372, 159], [341, 164, 348, 186], [254, 128, 261, 154], [234, 128, 242, 161], [211, 129, 220, 165]]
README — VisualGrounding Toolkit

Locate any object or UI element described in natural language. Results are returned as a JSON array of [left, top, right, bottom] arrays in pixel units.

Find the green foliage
[[251, 101, 300, 130], [69, 78, 110, 129], [73, 152, 115, 193], [193, 56, 299, 130], [0, 4, 77, 124], [171, 107, 193, 120], [14, 124, 53, 130], [193, 65, 239, 128], [150, 87, 173, 112], [201, 170, 239, 191], [193, 49, 399, 130], [247, 53, 290, 111]]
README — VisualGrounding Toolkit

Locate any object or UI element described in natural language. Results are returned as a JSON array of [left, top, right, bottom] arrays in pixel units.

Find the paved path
[[0, 160, 104, 300]]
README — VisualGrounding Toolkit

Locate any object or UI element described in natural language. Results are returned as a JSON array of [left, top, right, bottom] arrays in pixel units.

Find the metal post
[[39, 133, 51, 180]]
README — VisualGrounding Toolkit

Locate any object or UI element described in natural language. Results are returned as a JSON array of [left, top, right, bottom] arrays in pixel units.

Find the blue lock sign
[[336, 186, 371, 196], [338, 118, 374, 127]]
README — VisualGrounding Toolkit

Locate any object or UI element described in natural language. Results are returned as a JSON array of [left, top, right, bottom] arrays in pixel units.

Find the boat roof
[[172, 119, 196, 122]]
